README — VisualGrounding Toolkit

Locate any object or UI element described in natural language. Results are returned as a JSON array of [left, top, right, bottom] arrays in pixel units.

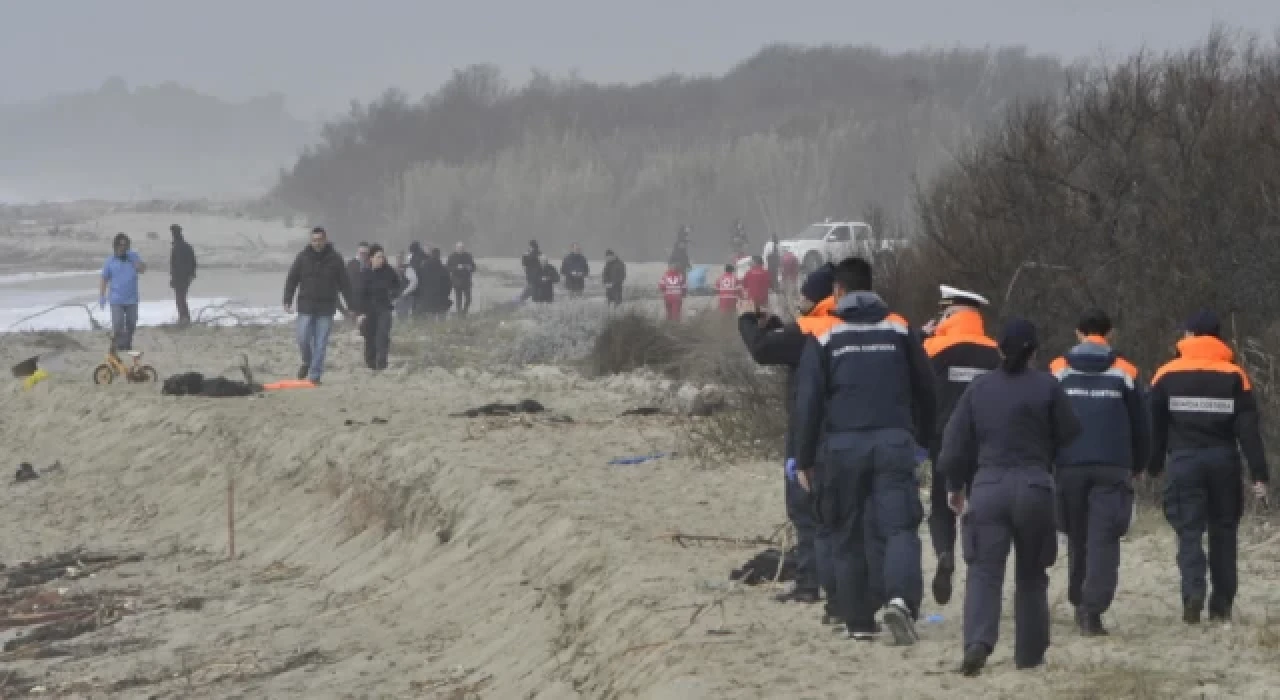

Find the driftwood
[[660, 532, 781, 549], [5, 550, 143, 589], [6, 302, 103, 331]]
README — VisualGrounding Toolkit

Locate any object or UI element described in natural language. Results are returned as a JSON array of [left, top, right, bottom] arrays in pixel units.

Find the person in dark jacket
[[533, 254, 560, 303], [519, 240, 542, 302], [345, 242, 370, 320], [1048, 309, 1149, 636], [283, 227, 354, 383], [445, 242, 477, 316], [602, 250, 626, 305], [419, 248, 453, 320], [792, 257, 936, 645], [169, 224, 197, 325], [766, 234, 782, 291], [357, 244, 401, 370], [405, 242, 427, 317], [561, 243, 589, 299], [921, 285, 1002, 606], [738, 264, 839, 605], [938, 318, 1082, 676], [1148, 310, 1270, 624]]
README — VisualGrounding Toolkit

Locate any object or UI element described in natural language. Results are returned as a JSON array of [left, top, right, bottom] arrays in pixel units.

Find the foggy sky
[[3, 0, 1279, 117]]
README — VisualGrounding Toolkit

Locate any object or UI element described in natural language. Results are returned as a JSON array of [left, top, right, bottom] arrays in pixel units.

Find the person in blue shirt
[[99, 233, 147, 351]]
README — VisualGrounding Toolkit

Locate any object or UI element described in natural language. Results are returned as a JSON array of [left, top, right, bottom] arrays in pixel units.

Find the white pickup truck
[[759, 220, 907, 275]]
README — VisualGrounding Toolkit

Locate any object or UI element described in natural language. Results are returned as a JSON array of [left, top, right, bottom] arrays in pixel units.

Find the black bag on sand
[[730, 547, 798, 584]]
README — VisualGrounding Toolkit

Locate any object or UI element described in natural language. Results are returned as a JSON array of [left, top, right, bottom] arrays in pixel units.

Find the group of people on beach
[[738, 255, 1269, 675]]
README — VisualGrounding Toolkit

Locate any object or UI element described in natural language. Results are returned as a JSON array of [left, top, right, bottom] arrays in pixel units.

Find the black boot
[[933, 551, 955, 605], [1078, 611, 1108, 637], [1183, 596, 1204, 625], [961, 644, 990, 677]]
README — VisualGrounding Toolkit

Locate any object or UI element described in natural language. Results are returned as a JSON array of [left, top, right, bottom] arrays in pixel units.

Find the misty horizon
[[4, 1, 1279, 117]]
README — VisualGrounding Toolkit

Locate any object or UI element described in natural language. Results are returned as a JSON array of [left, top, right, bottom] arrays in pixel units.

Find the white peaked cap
[[939, 284, 989, 307]]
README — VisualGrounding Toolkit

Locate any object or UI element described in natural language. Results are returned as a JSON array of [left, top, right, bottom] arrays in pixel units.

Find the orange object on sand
[[262, 379, 316, 391]]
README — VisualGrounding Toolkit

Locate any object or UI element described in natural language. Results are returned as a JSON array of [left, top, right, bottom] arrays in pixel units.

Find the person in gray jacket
[[938, 318, 1082, 676]]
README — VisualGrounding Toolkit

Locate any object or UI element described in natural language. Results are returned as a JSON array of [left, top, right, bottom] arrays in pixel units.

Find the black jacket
[[938, 367, 1083, 492], [561, 253, 589, 291], [792, 292, 937, 470], [446, 251, 476, 288], [739, 314, 807, 458], [283, 244, 353, 316], [170, 233, 197, 284], [533, 263, 560, 302], [922, 310, 1002, 452], [345, 258, 366, 313], [1050, 339, 1150, 474], [1148, 335, 1270, 483], [522, 248, 542, 285], [359, 265, 402, 313], [602, 258, 626, 289], [419, 255, 453, 312]]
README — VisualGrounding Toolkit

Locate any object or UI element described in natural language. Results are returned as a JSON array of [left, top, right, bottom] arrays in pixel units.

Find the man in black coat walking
[[283, 227, 354, 383]]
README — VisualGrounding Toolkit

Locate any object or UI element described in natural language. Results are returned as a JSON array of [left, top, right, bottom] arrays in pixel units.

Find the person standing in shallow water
[[169, 224, 197, 326], [99, 232, 146, 351], [937, 318, 1082, 676], [357, 245, 400, 371]]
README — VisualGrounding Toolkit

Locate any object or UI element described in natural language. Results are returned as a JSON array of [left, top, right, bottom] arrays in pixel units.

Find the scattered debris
[[175, 596, 206, 611], [608, 452, 670, 466], [662, 532, 780, 549], [15, 462, 38, 483], [5, 549, 144, 590], [0, 588, 138, 656], [620, 406, 667, 417], [450, 399, 546, 418]]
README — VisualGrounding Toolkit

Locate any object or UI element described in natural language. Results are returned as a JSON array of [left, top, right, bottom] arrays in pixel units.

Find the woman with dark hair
[[356, 244, 401, 370], [936, 318, 1082, 676]]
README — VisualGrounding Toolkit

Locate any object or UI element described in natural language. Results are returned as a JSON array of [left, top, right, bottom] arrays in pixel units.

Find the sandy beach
[[1, 213, 1279, 699]]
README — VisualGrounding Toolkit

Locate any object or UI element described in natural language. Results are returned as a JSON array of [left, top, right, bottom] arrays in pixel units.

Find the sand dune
[[2, 316, 1278, 699]]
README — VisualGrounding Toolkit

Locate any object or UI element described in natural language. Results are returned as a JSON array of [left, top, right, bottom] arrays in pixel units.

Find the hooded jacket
[[522, 244, 542, 285], [792, 292, 936, 469], [283, 243, 353, 316], [1049, 337, 1149, 473], [739, 296, 840, 458], [923, 308, 1001, 451], [1148, 335, 1270, 483], [170, 231, 197, 284]]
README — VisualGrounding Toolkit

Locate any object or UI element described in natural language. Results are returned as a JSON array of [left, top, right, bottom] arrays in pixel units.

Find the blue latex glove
[[785, 458, 798, 482], [98, 296, 106, 310], [914, 446, 929, 466]]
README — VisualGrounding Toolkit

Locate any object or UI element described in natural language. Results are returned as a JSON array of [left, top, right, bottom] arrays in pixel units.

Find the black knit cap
[[800, 263, 836, 303], [998, 317, 1039, 355], [1182, 309, 1221, 337]]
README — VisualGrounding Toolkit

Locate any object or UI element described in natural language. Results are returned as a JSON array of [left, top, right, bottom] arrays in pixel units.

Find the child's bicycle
[[93, 337, 158, 385]]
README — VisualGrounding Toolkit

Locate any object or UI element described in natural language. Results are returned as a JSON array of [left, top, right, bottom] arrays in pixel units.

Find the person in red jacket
[[716, 263, 741, 314], [659, 264, 687, 320], [741, 256, 772, 308], [781, 250, 801, 293]]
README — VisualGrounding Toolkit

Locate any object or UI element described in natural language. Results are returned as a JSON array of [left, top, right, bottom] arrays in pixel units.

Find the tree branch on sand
[[6, 303, 103, 332]]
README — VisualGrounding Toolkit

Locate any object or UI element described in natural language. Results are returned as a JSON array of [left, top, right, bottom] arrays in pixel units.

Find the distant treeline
[[272, 44, 1063, 259]]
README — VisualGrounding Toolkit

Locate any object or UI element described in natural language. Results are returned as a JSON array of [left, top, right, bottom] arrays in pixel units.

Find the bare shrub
[[497, 299, 615, 367], [912, 30, 1280, 373], [586, 310, 683, 378]]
